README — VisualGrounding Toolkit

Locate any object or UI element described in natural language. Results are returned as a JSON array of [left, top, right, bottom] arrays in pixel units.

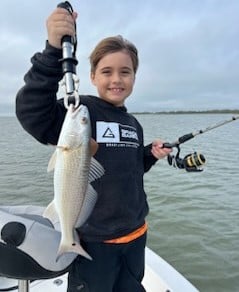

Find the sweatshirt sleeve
[[16, 41, 66, 145], [144, 143, 158, 172]]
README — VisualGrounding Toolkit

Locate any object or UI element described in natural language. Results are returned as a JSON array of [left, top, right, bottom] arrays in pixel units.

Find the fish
[[43, 104, 104, 261]]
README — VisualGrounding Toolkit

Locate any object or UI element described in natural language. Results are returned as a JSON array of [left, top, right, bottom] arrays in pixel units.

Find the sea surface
[[0, 114, 239, 292]]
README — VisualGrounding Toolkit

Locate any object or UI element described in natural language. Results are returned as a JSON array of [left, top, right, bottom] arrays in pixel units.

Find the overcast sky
[[1, 0, 238, 113]]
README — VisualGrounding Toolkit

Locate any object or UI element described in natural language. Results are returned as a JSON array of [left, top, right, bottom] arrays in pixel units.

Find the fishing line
[[163, 115, 239, 172]]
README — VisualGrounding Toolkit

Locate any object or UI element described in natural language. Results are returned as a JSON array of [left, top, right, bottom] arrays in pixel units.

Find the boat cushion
[[0, 207, 76, 280]]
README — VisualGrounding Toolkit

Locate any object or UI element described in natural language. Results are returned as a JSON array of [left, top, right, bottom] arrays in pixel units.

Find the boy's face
[[90, 51, 135, 107]]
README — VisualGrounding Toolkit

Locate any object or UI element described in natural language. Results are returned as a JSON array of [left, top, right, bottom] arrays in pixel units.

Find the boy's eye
[[102, 70, 111, 74], [100, 68, 132, 75], [121, 71, 130, 74]]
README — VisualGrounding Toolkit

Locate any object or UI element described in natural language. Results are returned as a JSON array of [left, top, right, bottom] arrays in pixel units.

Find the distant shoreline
[[132, 109, 239, 115], [1, 109, 239, 117]]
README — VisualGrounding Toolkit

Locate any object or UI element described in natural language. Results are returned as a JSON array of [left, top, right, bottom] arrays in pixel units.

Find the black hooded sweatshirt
[[16, 42, 158, 242]]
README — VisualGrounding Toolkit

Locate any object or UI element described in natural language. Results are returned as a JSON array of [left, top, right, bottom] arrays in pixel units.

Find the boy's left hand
[[151, 140, 172, 160]]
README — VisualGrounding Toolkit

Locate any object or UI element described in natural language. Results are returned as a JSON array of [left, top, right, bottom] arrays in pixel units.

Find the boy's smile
[[91, 51, 135, 107]]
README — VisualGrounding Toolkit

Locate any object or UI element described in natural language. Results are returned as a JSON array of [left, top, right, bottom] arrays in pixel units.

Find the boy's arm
[[144, 141, 172, 172], [143, 144, 158, 172], [16, 42, 66, 145]]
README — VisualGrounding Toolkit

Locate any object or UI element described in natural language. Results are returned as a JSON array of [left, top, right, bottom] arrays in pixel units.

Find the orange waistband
[[104, 223, 147, 244]]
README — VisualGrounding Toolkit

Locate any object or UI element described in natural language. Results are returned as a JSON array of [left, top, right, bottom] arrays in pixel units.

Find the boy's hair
[[89, 35, 139, 74]]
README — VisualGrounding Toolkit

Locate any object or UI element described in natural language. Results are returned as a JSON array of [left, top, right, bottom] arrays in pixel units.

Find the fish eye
[[81, 117, 88, 124]]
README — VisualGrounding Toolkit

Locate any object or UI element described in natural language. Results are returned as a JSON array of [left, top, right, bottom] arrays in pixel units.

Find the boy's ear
[[90, 72, 96, 85]]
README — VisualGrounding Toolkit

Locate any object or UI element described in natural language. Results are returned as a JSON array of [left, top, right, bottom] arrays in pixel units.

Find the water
[[0, 114, 239, 292]]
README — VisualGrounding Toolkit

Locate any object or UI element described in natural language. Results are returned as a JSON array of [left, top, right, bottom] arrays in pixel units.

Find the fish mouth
[[70, 104, 89, 119]]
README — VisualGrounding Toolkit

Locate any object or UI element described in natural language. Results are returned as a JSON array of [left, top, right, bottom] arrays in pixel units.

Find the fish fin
[[76, 184, 98, 227], [47, 150, 57, 172], [56, 241, 92, 262], [90, 138, 99, 156], [88, 157, 105, 183], [43, 201, 59, 225]]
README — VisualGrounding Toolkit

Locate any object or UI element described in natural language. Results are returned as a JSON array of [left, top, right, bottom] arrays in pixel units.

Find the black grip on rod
[[178, 133, 194, 144]]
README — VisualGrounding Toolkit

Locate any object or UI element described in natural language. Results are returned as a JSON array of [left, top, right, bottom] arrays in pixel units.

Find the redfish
[[44, 104, 104, 261]]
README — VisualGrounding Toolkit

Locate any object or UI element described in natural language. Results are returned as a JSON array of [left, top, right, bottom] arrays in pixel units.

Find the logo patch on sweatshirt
[[96, 122, 139, 148]]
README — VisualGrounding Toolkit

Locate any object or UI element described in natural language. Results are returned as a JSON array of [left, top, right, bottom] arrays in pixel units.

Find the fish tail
[[56, 241, 92, 262]]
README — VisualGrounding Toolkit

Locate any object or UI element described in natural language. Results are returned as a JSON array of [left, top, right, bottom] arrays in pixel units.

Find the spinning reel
[[167, 145, 206, 172]]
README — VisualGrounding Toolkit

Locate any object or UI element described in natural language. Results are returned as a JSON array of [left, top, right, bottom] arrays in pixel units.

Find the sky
[[1, 0, 239, 114]]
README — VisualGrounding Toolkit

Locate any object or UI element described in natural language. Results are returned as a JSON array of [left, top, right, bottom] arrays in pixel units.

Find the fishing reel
[[167, 145, 206, 172]]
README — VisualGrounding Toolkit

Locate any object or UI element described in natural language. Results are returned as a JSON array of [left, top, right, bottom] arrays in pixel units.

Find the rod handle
[[57, 1, 75, 45]]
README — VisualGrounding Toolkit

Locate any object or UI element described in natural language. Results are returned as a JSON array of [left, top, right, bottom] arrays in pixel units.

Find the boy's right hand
[[46, 8, 78, 49]]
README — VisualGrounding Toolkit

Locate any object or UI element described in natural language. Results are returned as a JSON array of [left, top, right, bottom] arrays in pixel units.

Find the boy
[[16, 7, 171, 292]]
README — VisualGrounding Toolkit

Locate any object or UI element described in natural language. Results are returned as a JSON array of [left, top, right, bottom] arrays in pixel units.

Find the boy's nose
[[111, 73, 121, 83]]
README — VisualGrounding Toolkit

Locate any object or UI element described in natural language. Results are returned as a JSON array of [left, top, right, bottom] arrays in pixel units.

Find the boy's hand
[[46, 8, 78, 49], [151, 140, 172, 160]]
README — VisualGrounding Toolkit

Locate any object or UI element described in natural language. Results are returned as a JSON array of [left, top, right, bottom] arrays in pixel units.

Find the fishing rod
[[162, 115, 239, 172], [57, 1, 80, 109]]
